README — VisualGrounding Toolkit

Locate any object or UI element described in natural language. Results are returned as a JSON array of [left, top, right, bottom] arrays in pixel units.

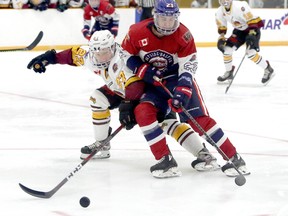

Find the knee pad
[[90, 89, 110, 110]]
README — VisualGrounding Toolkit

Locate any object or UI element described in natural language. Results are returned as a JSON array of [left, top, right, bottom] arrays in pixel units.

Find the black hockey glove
[[27, 49, 57, 73], [245, 29, 260, 51], [34, 1, 49, 11], [217, 38, 226, 53], [119, 100, 138, 130], [57, 4, 69, 12]]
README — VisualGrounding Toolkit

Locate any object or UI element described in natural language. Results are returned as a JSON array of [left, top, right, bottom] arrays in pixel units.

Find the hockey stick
[[153, 76, 246, 186], [0, 31, 43, 52], [19, 124, 124, 199], [225, 46, 249, 94]]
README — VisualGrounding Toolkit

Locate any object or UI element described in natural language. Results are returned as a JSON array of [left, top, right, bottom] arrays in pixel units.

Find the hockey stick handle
[[0, 31, 43, 52], [153, 76, 245, 178], [225, 45, 250, 94]]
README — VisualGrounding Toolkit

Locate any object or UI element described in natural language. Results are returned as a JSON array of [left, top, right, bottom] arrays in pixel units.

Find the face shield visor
[[89, 46, 115, 69], [219, 0, 232, 9], [154, 12, 180, 36]]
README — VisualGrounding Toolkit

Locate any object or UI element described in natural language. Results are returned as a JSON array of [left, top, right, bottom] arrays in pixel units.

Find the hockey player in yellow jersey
[[216, 0, 275, 85]]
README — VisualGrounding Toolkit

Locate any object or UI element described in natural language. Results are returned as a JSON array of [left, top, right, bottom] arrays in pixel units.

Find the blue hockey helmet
[[154, 0, 180, 35]]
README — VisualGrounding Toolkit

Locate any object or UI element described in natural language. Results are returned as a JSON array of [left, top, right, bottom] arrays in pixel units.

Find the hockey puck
[[235, 175, 246, 186], [79, 196, 90, 208]]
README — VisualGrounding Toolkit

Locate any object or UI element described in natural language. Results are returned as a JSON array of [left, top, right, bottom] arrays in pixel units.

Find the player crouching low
[[27, 30, 220, 178]]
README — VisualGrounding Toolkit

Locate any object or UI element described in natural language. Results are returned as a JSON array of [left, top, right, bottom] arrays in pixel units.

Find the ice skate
[[80, 127, 112, 160], [80, 141, 111, 160], [191, 147, 220, 171], [262, 61, 275, 85], [221, 153, 250, 177], [150, 154, 182, 178], [217, 66, 235, 84]]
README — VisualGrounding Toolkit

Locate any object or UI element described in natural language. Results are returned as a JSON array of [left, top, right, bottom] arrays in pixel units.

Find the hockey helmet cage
[[154, 0, 180, 36], [89, 30, 116, 69]]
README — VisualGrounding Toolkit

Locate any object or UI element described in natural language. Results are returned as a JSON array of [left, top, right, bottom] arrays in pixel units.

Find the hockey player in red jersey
[[82, 0, 119, 40], [216, 0, 274, 85], [26, 30, 219, 176], [121, 0, 250, 178]]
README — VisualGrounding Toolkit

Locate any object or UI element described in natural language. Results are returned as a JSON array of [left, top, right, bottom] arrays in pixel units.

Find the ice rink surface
[[0, 46, 288, 216]]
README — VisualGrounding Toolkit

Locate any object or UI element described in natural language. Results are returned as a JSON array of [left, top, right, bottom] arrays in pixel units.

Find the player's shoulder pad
[[176, 23, 194, 45], [71, 46, 89, 66]]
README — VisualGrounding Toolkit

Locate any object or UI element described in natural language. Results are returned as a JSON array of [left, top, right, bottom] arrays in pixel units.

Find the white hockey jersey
[[72, 43, 135, 98], [215, 1, 262, 32]]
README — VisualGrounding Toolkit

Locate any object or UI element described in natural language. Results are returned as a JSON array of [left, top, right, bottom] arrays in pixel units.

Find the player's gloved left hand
[[136, 64, 163, 86], [27, 49, 57, 73], [245, 29, 259, 51], [119, 100, 138, 130], [57, 4, 68, 12], [168, 86, 192, 113]]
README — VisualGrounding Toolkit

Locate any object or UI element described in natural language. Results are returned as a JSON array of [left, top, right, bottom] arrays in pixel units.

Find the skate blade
[[223, 166, 251, 177], [194, 161, 221, 172], [80, 151, 110, 160], [152, 167, 182, 178], [217, 79, 232, 85]]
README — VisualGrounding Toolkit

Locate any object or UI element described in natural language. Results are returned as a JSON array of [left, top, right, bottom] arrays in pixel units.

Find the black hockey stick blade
[[19, 178, 68, 199], [19, 124, 124, 199], [0, 31, 43, 52]]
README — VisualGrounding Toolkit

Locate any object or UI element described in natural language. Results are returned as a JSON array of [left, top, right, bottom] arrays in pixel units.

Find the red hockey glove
[[168, 86, 192, 113]]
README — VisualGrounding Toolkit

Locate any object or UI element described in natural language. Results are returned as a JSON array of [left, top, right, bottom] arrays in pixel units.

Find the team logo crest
[[183, 31, 193, 42], [143, 50, 173, 69]]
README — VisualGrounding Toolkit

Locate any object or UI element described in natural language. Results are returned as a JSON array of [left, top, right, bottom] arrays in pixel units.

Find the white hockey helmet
[[219, 0, 232, 9], [89, 0, 100, 9], [89, 30, 116, 69]]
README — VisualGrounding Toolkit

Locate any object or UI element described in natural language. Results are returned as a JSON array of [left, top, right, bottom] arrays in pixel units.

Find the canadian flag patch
[[138, 38, 149, 47]]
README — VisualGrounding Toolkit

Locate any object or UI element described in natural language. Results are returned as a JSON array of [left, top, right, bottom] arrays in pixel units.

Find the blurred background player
[[121, 0, 249, 178], [82, 0, 119, 40], [191, 0, 208, 8], [216, 0, 275, 85], [136, 0, 155, 21], [26, 30, 219, 176]]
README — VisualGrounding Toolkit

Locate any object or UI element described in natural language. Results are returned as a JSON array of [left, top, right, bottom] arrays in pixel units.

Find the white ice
[[0, 46, 288, 216]]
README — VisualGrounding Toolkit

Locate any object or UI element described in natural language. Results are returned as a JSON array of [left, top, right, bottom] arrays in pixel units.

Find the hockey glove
[[136, 64, 163, 85], [119, 100, 138, 130], [82, 26, 91, 40], [34, 1, 49, 11], [217, 38, 226, 53], [57, 4, 68, 12], [27, 49, 57, 73], [245, 30, 259, 51], [168, 86, 192, 113]]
